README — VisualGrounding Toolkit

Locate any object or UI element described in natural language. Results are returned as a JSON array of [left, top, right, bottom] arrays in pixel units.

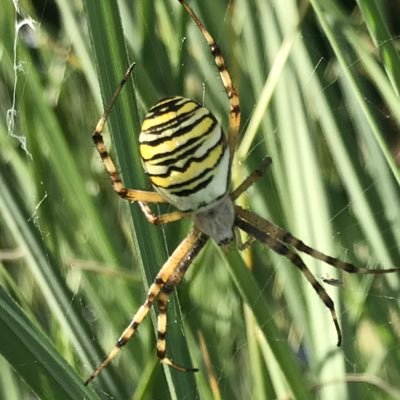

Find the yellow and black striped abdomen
[[139, 96, 230, 213]]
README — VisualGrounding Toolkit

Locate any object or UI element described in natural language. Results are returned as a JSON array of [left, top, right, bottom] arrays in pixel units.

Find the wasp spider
[[84, 0, 399, 385]]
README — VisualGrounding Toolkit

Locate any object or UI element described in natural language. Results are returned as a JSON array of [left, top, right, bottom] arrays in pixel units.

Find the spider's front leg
[[178, 0, 240, 164], [93, 63, 168, 206]]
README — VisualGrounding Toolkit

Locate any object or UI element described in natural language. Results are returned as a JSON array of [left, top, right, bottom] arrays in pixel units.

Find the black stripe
[[141, 111, 215, 147], [211, 44, 221, 57], [141, 110, 209, 143], [167, 150, 227, 197], [146, 97, 188, 115], [143, 104, 202, 136], [157, 350, 166, 358], [157, 331, 167, 340], [166, 167, 212, 190], [169, 175, 214, 197], [143, 109, 197, 135], [143, 99, 202, 134], [147, 123, 221, 166], [155, 277, 166, 286], [146, 134, 207, 164], [148, 134, 225, 179], [140, 110, 214, 151], [92, 132, 103, 144], [231, 104, 240, 114], [99, 151, 108, 160]]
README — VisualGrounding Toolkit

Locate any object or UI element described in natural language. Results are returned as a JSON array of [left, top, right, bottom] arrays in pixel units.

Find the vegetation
[[0, 0, 399, 399]]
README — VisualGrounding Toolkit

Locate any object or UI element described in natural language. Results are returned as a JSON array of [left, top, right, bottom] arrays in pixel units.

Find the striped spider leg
[[178, 0, 240, 166], [84, 228, 208, 385], [234, 206, 400, 347]]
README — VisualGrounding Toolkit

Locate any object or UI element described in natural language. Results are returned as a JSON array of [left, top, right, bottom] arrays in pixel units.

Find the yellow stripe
[[140, 116, 214, 160], [176, 100, 198, 115], [141, 100, 198, 132], [150, 144, 223, 188], [142, 111, 176, 132]]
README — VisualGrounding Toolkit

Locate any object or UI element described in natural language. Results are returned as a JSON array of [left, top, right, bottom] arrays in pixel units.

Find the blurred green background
[[1, 0, 400, 399]]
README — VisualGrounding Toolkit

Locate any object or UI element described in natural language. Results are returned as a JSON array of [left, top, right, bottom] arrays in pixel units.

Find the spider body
[[139, 96, 230, 214], [84, 0, 399, 386], [139, 95, 234, 244]]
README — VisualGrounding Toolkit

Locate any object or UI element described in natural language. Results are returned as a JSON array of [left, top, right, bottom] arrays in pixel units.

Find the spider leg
[[236, 206, 400, 274], [156, 276, 200, 371], [232, 158, 273, 251], [231, 157, 272, 200], [84, 228, 207, 385], [178, 0, 240, 164], [235, 215, 342, 346], [93, 63, 169, 205], [235, 227, 256, 251], [138, 202, 189, 224]]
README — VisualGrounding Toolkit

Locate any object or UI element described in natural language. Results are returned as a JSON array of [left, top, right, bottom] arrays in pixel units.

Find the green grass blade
[[221, 247, 310, 400], [1, 1, 399, 399], [357, 0, 400, 95], [0, 285, 98, 400]]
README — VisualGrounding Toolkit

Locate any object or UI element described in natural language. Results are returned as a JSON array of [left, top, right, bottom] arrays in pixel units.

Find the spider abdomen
[[139, 96, 230, 213]]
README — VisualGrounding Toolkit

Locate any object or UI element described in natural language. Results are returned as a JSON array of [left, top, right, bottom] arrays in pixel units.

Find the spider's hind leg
[[84, 229, 206, 385], [157, 287, 198, 372], [155, 244, 203, 372], [235, 227, 255, 251], [235, 214, 342, 346], [237, 206, 400, 275]]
